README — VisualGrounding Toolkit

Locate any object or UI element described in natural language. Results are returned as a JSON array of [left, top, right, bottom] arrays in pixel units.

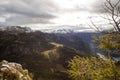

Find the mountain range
[[0, 26, 92, 80], [1, 26, 119, 80]]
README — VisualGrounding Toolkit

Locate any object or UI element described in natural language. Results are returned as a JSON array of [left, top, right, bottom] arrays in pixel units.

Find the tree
[[94, 32, 120, 55], [68, 56, 120, 80], [92, 0, 120, 55], [103, 0, 120, 32], [89, 0, 120, 32]]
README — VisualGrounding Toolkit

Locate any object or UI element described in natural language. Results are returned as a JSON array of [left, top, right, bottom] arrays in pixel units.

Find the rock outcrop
[[0, 60, 32, 80]]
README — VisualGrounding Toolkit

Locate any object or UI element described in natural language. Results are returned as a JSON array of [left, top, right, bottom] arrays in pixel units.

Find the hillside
[[46, 33, 92, 54], [0, 26, 89, 80]]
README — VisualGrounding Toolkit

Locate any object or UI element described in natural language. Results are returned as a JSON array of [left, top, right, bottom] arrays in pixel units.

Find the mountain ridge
[[0, 26, 90, 80]]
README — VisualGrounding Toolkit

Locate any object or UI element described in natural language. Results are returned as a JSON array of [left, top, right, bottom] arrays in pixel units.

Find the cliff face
[[0, 60, 32, 80]]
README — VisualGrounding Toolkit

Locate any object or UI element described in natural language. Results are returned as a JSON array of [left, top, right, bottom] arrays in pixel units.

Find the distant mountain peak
[[51, 29, 74, 33]]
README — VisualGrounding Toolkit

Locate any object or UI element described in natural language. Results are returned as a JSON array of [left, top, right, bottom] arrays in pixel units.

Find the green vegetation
[[0, 24, 120, 80], [94, 32, 120, 55], [67, 30, 120, 80], [68, 56, 120, 80]]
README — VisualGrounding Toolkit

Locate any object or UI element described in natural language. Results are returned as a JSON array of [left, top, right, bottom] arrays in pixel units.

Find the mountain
[[0, 26, 89, 80], [73, 32, 100, 52], [51, 29, 74, 33], [46, 33, 92, 55], [42, 28, 100, 54], [39, 25, 96, 33], [39, 27, 100, 54], [0, 26, 32, 33]]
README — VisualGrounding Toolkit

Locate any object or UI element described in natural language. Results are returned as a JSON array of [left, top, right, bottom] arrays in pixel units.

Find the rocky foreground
[[0, 60, 32, 80]]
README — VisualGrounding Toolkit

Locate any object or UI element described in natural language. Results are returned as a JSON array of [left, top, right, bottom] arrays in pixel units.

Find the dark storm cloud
[[0, 0, 57, 26]]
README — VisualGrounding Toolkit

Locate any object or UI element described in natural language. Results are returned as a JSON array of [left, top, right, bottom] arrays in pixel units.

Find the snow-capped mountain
[[40, 28, 96, 33], [52, 29, 74, 33], [39, 25, 96, 33], [0, 25, 96, 33]]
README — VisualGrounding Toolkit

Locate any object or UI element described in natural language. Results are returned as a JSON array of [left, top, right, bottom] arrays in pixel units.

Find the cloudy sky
[[0, 0, 115, 31]]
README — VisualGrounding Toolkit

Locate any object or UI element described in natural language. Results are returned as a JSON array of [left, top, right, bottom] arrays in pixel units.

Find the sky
[[0, 0, 116, 31]]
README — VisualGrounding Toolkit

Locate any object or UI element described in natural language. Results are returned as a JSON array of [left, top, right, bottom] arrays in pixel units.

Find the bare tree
[[103, 0, 120, 32]]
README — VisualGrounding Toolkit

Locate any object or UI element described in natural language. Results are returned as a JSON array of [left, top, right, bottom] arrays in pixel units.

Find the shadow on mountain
[[0, 26, 91, 80]]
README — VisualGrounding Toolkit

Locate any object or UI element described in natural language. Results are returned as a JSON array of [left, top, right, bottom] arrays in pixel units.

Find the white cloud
[[0, 0, 116, 31]]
